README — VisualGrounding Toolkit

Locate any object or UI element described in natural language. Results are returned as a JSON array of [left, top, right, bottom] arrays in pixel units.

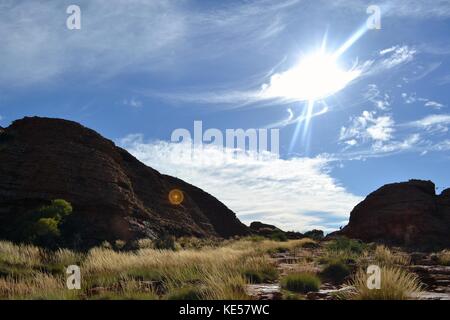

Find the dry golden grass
[[344, 266, 423, 300], [0, 241, 43, 267], [0, 238, 289, 300], [373, 245, 411, 266], [227, 238, 315, 253], [437, 250, 450, 266], [0, 272, 73, 299]]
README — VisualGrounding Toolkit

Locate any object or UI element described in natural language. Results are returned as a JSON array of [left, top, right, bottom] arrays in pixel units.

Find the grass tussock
[[373, 245, 410, 266], [437, 250, 450, 266], [320, 260, 351, 284], [281, 273, 321, 293], [344, 266, 423, 300]]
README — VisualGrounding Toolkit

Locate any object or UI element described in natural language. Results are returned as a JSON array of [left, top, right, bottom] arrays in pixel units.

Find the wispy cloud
[[330, 0, 450, 19], [339, 111, 450, 158], [364, 84, 391, 110], [340, 110, 395, 145], [0, 0, 297, 87], [378, 45, 417, 70], [424, 101, 445, 109], [410, 114, 450, 132], [119, 135, 361, 232]]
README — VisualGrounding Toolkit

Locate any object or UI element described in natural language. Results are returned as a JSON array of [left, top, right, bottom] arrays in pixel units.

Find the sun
[[262, 51, 361, 102]]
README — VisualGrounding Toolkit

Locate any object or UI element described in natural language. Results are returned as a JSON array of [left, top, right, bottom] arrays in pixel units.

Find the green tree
[[34, 218, 60, 238], [38, 199, 73, 220], [24, 199, 73, 246]]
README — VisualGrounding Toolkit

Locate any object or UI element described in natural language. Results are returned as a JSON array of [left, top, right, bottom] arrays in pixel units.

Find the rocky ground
[[246, 246, 450, 300]]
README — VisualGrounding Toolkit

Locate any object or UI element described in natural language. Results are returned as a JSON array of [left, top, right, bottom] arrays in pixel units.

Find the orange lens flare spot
[[168, 189, 184, 205]]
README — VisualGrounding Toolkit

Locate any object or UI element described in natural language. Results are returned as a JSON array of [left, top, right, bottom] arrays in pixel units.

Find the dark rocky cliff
[[0, 117, 249, 247]]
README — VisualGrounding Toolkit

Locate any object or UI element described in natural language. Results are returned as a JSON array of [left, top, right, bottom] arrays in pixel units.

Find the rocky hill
[[0, 117, 249, 247], [332, 180, 450, 249]]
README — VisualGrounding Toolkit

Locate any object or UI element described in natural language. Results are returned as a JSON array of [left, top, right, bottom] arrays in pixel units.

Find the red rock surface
[[0, 117, 249, 247], [333, 180, 450, 248]]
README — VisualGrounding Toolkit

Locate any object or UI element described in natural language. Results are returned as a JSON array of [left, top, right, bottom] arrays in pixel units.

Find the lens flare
[[168, 189, 184, 205]]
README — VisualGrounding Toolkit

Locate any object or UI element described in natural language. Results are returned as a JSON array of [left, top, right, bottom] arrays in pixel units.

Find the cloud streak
[[0, 0, 297, 87]]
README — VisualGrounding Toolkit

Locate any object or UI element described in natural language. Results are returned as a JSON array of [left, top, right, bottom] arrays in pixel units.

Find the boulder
[[331, 180, 450, 249]]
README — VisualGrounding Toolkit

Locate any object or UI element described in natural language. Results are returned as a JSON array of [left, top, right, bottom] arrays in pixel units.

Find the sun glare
[[262, 52, 361, 102]]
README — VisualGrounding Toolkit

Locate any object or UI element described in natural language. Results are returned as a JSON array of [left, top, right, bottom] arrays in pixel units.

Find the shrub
[[23, 199, 73, 246], [113, 240, 126, 251], [344, 266, 423, 300], [319, 248, 359, 266], [327, 237, 366, 254], [154, 234, 177, 250], [270, 231, 288, 242], [33, 218, 60, 238], [38, 199, 72, 220], [321, 261, 350, 284], [304, 229, 324, 241], [281, 273, 321, 293]]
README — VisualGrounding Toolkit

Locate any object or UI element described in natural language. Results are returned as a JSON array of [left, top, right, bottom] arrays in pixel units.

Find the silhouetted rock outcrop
[[332, 180, 450, 249], [249, 221, 304, 239], [0, 117, 249, 247]]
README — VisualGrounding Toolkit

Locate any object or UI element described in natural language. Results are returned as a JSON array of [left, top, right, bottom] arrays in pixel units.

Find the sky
[[1, 0, 450, 232]]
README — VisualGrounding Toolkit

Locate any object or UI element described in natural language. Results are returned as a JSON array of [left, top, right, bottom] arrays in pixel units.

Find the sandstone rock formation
[[333, 180, 450, 248], [249, 221, 304, 239], [0, 117, 249, 247]]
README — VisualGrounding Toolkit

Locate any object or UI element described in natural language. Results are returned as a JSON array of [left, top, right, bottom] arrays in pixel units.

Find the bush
[[304, 229, 324, 241], [113, 240, 126, 250], [270, 231, 288, 242], [327, 237, 366, 254], [38, 199, 73, 220], [33, 218, 60, 238], [24, 199, 73, 246], [321, 261, 350, 284], [154, 234, 177, 250], [281, 273, 321, 293]]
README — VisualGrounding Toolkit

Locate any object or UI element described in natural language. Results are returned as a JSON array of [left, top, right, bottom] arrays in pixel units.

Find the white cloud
[[379, 45, 417, 69], [410, 114, 450, 132], [119, 135, 362, 232], [424, 101, 445, 109], [339, 111, 450, 159], [340, 110, 395, 146], [401, 92, 417, 104], [364, 84, 391, 110], [380, 46, 398, 56]]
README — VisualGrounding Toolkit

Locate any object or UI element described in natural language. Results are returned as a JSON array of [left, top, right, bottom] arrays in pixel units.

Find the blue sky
[[1, 0, 450, 232]]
